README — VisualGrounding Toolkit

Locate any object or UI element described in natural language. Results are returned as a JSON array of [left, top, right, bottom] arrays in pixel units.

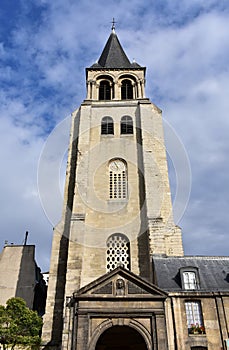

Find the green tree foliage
[[0, 297, 42, 349]]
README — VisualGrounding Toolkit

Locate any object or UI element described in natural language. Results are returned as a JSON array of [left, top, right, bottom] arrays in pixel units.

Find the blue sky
[[1, 0, 229, 271]]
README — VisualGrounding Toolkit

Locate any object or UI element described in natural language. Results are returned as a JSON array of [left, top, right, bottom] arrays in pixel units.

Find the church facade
[[42, 27, 229, 350]]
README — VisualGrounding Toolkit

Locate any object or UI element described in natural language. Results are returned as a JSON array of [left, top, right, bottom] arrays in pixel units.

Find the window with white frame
[[109, 159, 127, 199], [185, 301, 205, 333], [106, 233, 130, 272], [183, 271, 198, 290], [180, 267, 200, 290]]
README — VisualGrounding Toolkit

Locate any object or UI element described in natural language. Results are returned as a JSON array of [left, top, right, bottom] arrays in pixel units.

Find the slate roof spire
[[90, 26, 142, 69]]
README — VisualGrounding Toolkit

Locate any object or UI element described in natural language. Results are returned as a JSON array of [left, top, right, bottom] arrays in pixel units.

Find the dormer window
[[180, 267, 200, 290]]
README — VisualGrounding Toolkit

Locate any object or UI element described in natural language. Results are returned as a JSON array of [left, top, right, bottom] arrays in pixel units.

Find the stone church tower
[[42, 26, 184, 350]]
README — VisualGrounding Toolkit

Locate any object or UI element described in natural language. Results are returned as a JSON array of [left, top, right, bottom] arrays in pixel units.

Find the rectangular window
[[185, 301, 205, 334], [183, 271, 198, 290]]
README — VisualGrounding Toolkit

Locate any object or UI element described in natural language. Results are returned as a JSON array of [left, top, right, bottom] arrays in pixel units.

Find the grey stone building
[[0, 244, 47, 316], [41, 26, 229, 350]]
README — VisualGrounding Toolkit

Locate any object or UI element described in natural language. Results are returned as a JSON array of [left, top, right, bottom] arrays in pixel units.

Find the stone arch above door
[[88, 318, 151, 350]]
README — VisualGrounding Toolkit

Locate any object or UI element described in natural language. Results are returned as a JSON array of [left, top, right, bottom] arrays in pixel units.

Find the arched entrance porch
[[95, 325, 148, 350]]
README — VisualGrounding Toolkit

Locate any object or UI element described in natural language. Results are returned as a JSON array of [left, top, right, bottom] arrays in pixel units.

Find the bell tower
[[42, 26, 183, 350]]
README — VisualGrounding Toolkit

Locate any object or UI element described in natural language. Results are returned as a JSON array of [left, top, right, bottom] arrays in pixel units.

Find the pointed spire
[[97, 30, 131, 68], [90, 25, 142, 69]]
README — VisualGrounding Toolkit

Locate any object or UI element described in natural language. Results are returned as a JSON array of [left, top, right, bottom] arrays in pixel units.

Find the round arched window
[[99, 80, 111, 100], [109, 159, 127, 199], [106, 233, 130, 271], [121, 79, 133, 99], [121, 115, 133, 134], [101, 116, 114, 135]]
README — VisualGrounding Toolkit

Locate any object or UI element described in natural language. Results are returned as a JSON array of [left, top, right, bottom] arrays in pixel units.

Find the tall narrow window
[[101, 116, 114, 135], [185, 301, 205, 334], [99, 80, 111, 100], [106, 233, 130, 272], [109, 159, 127, 199], [121, 79, 133, 99], [121, 116, 133, 134]]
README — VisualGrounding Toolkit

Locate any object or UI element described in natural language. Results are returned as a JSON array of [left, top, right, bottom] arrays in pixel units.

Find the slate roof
[[153, 256, 229, 292], [90, 30, 142, 69]]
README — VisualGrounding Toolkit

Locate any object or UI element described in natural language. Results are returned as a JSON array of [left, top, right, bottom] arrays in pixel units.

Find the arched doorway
[[95, 325, 148, 350]]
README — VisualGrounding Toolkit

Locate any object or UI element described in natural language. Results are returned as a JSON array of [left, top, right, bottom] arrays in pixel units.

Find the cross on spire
[[111, 18, 116, 31]]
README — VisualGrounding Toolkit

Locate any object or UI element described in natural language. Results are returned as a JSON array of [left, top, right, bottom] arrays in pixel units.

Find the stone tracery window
[[106, 233, 130, 272], [109, 159, 127, 199]]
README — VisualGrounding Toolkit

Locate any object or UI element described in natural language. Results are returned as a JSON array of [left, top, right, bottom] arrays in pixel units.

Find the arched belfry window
[[99, 80, 111, 100], [121, 79, 133, 99], [109, 159, 127, 199], [106, 233, 130, 272], [121, 116, 133, 134], [101, 116, 114, 135]]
